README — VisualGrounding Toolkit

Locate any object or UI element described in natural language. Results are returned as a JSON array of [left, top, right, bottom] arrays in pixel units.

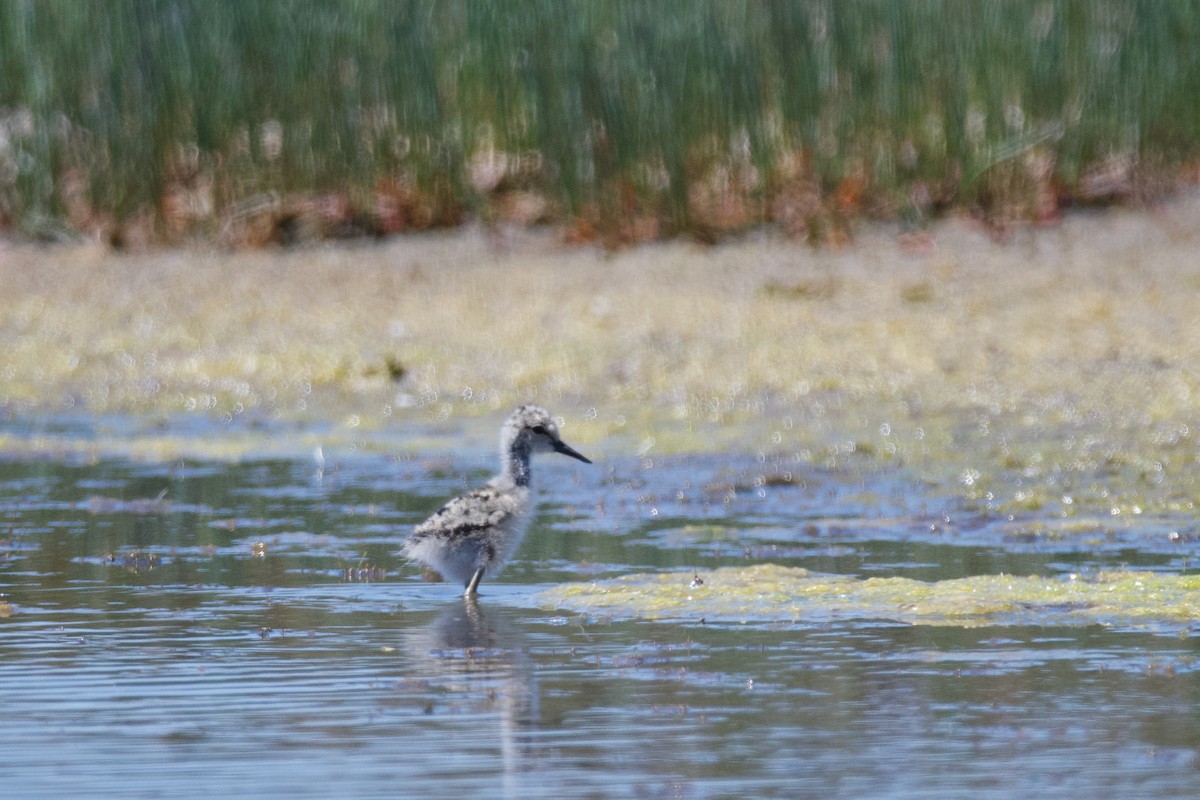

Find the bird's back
[[404, 478, 532, 585]]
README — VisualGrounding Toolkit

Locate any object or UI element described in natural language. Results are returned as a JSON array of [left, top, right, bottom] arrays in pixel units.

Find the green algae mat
[[541, 564, 1200, 628]]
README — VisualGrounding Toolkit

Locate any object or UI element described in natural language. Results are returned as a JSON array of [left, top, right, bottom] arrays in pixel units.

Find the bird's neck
[[502, 441, 533, 487]]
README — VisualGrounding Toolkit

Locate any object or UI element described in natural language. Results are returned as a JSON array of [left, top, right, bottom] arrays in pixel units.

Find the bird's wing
[[410, 485, 515, 541]]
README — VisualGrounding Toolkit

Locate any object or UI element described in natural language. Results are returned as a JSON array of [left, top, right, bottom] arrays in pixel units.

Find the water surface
[[2, 418, 1198, 798]]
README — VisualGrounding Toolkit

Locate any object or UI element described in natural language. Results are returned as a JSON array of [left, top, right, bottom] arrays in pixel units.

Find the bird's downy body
[[403, 477, 532, 589], [403, 405, 591, 597]]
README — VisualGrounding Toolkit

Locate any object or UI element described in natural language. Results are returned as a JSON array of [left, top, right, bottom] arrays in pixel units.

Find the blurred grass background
[[1, 0, 1199, 245]]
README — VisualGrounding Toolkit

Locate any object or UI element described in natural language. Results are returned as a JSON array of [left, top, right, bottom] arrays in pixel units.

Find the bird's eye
[[531, 425, 547, 435]]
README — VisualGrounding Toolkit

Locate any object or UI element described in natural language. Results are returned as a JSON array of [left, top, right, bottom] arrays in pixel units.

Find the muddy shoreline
[[3, 196, 1200, 519]]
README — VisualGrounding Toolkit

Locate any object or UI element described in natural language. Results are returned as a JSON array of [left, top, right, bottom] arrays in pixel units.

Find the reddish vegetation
[[17, 139, 1199, 251]]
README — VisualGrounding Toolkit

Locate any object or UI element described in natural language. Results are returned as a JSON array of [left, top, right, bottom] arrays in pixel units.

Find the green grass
[[2, 1, 1200, 243]]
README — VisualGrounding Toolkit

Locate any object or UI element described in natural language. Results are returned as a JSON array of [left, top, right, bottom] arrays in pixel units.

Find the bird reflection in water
[[401, 598, 540, 791]]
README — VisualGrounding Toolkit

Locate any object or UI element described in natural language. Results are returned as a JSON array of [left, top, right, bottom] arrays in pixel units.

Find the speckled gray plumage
[[403, 405, 591, 595]]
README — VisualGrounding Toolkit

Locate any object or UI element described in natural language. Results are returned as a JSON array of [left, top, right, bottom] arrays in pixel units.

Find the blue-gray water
[[1, 416, 1198, 798]]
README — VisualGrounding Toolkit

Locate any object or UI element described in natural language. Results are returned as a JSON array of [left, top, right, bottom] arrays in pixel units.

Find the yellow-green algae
[[6, 199, 1200, 520], [540, 564, 1200, 627]]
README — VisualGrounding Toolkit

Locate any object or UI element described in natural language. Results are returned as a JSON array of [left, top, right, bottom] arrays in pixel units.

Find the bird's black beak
[[553, 439, 592, 464]]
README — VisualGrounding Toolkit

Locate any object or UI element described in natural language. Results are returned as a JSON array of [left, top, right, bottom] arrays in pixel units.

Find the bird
[[403, 405, 592, 597]]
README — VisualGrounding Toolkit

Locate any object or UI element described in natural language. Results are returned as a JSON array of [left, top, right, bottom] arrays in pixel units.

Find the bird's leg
[[464, 567, 485, 598]]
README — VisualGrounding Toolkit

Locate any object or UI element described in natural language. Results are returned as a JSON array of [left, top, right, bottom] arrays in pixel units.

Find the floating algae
[[540, 563, 1200, 628]]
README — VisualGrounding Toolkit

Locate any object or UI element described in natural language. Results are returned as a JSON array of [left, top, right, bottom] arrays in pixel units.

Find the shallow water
[[2, 417, 1199, 798]]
